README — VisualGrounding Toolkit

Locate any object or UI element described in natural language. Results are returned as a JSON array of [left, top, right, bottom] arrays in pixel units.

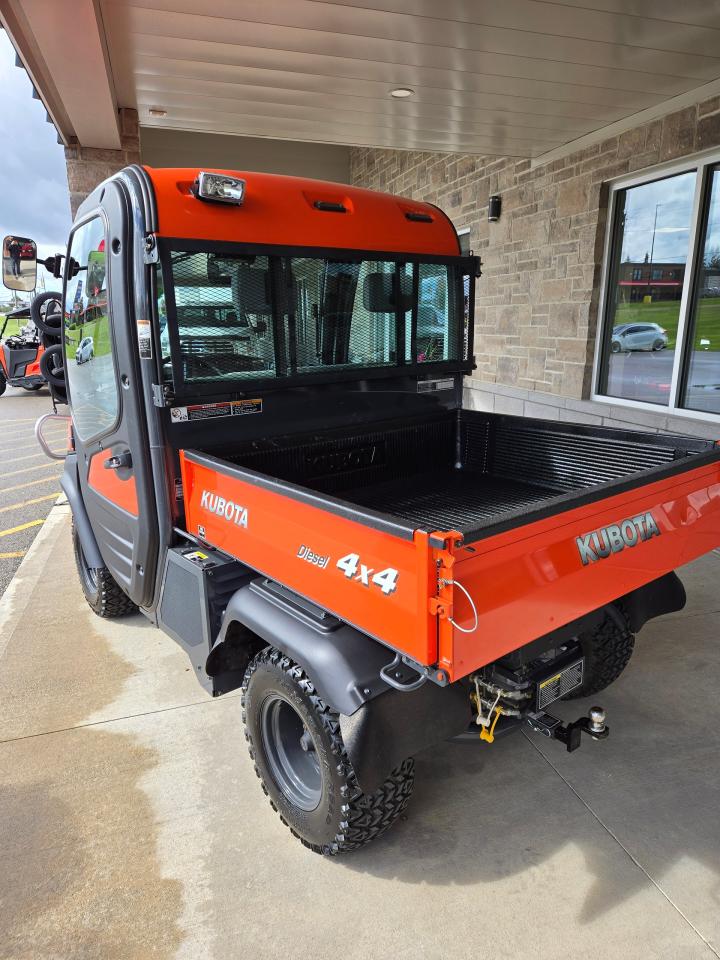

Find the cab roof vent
[[313, 200, 347, 213]]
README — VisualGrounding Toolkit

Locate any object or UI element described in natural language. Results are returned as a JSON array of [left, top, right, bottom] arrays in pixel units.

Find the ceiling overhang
[[3, 0, 720, 161]]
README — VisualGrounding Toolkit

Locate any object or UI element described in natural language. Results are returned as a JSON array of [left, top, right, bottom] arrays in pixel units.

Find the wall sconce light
[[488, 195, 502, 222]]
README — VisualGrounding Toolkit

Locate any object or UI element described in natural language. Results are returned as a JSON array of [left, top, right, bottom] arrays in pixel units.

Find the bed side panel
[[180, 452, 438, 665], [442, 459, 720, 680]]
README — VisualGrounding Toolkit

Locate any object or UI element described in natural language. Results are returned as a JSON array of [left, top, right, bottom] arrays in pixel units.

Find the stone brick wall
[[64, 108, 141, 217], [350, 96, 720, 438]]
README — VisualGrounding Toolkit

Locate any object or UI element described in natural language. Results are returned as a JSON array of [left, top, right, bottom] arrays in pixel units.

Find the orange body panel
[[442, 460, 720, 680], [180, 452, 438, 664], [25, 347, 43, 377], [88, 449, 138, 516], [144, 167, 460, 256], [182, 450, 720, 682]]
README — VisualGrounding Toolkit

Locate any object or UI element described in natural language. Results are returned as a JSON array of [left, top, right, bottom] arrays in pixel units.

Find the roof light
[[194, 171, 246, 205], [390, 87, 414, 98]]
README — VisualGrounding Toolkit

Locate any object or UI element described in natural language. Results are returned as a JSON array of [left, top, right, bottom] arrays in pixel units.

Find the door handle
[[104, 450, 132, 470]]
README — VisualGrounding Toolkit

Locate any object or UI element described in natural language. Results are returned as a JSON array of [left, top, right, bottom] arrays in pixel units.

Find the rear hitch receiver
[[526, 706, 609, 753]]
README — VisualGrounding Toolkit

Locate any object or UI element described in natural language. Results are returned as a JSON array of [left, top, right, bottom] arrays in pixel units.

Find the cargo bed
[[208, 410, 715, 541], [180, 411, 720, 678]]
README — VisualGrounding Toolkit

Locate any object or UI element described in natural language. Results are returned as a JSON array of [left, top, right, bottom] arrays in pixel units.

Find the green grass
[[0, 314, 24, 338], [613, 297, 720, 351], [64, 315, 112, 358]]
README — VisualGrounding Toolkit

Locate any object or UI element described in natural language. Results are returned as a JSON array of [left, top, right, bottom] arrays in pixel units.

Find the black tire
[[652, 339, 665, 351], [30, 291, 63, 336], [72, 522, 137, 618], [242, 648, 415, 855], [610, 341, 620, 353], [0, 368, 6, 396], [566, 607, 635, 699]]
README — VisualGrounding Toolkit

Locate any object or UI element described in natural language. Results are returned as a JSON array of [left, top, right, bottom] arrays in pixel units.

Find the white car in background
[[75, 336, 94, 364], [611, 322, 668, 353]]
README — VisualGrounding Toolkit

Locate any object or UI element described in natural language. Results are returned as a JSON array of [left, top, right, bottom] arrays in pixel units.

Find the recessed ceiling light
[[148, 107, 167, 118], [390, 87, 415, 99]]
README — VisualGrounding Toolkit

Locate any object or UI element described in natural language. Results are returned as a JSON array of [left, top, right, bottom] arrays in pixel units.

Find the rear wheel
[[72, 522, 137, 618], [0, 368, 6, 396], [653, 338, 665, 351], [242, 648, 415, 854], [566, 607, 635, 699]]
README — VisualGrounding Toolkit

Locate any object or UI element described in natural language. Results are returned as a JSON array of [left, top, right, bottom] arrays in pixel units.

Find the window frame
[[592, 149, 720, 421], [157, 237, 477, 400], [62, 210, 122, 444]]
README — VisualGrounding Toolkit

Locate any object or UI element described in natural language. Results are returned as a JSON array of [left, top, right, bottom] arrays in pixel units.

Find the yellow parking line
[[2, 475, 62, 495], [1, 461, 61, 480], [0, 550, 25, 559], [0, 450, 48, 465], [0, 493, 58, 514], [0, 518, 44, 538]]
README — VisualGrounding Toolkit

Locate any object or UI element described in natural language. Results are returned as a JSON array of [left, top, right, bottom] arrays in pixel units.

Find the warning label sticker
[[170, 399, 263, 423], [137, 318, 152, 359]]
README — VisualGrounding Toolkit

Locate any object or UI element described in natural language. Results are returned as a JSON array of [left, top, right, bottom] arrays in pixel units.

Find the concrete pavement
[[1, 508, 719, 960], [0, 385, 64, 595]]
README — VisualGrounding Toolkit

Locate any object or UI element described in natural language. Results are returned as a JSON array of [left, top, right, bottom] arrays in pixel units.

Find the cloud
[[0, 29, 71, 263]]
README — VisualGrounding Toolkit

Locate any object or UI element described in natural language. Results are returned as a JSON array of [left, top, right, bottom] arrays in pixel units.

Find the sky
[[0, 27, 72, 286], [620, 170, 696, 265]]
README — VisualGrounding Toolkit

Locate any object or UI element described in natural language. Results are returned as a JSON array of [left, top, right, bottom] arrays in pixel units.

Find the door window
[[64, 217, 120, 440]]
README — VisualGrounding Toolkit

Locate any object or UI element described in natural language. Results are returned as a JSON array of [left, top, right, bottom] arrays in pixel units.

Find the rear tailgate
[[442, 452, 720, 680]]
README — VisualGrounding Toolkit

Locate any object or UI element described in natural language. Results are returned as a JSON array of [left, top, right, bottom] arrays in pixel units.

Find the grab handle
[[379, 653, 428, 692]]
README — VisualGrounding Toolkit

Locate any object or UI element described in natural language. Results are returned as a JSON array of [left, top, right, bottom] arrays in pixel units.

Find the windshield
[[158, 246, 472, 389]]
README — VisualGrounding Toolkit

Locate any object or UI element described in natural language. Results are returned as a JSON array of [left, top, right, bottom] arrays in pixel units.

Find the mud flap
[[340, 681, 472, 794]]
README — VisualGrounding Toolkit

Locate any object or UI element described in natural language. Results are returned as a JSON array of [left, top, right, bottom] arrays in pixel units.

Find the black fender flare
[[60, 454, 104, 570], [210, 579, 398, 716], [210, 578, 472, 792]]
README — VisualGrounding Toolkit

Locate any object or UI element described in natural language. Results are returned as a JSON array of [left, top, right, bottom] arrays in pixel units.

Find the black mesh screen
[[162, 252, 278, 383], [161, 248, 469, 388]]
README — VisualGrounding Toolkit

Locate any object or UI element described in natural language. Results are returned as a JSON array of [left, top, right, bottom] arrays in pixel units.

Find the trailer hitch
[[525, 706, 609, 752]]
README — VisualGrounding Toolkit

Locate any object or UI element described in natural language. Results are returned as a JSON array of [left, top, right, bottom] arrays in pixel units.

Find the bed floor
[[342, 468, 561, 531]]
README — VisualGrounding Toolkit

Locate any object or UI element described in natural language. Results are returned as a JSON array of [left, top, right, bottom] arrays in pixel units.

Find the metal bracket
[[143, 235, 159, 264]]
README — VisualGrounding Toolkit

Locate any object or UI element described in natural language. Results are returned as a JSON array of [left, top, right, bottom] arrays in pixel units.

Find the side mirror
[[3, 235, 37, 292]]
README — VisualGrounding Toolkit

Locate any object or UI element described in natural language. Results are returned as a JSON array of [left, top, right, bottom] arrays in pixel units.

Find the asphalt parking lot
[[1, 501, 719, 959], [0, 385, 65, 596]]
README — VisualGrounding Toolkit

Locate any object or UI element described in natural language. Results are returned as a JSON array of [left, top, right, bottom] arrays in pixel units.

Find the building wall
[[65, 108, 141, 217], [350, 97, 720, 440], [140, 128, 351, 183]]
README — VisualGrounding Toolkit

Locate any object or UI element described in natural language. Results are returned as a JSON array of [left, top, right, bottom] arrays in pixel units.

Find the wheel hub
[[260, 695, 322, 811]]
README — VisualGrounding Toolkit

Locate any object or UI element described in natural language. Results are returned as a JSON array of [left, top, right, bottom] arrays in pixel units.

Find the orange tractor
[[18, 166, 720, 854]]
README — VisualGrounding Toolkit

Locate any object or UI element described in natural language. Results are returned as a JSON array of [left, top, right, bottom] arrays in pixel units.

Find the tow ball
[[525, 706, 609, 753]]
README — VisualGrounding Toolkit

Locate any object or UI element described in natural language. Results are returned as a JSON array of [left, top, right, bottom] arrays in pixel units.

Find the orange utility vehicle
[[29, 167, 720, 855]]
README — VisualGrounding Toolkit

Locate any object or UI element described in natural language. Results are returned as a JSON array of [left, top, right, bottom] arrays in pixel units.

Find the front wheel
[[72, 522, 137, 618], [242, 648, 415, 854], [0, 368, 6, 396]]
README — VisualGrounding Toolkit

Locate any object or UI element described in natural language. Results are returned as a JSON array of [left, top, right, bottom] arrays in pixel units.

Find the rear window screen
[[160, 247, 471, 389]]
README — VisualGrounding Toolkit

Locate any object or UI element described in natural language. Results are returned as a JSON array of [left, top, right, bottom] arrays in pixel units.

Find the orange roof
[[143, 167, 460, 256]]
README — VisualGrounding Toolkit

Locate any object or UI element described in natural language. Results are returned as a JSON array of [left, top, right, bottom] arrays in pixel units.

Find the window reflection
[[683, 167, 720, 414], [602, 172, 695, 405]]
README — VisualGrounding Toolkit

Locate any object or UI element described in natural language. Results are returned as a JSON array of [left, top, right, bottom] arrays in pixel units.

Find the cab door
[[63, 197, 158, 607]]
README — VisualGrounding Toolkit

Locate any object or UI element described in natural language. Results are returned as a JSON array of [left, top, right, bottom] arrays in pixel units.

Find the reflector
[[195, 172, 246, 205]]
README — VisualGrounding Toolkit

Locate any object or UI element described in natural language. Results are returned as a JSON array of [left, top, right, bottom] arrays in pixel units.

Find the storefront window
[[599, 171, 696, 406], [683, 166, 720, 414]]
